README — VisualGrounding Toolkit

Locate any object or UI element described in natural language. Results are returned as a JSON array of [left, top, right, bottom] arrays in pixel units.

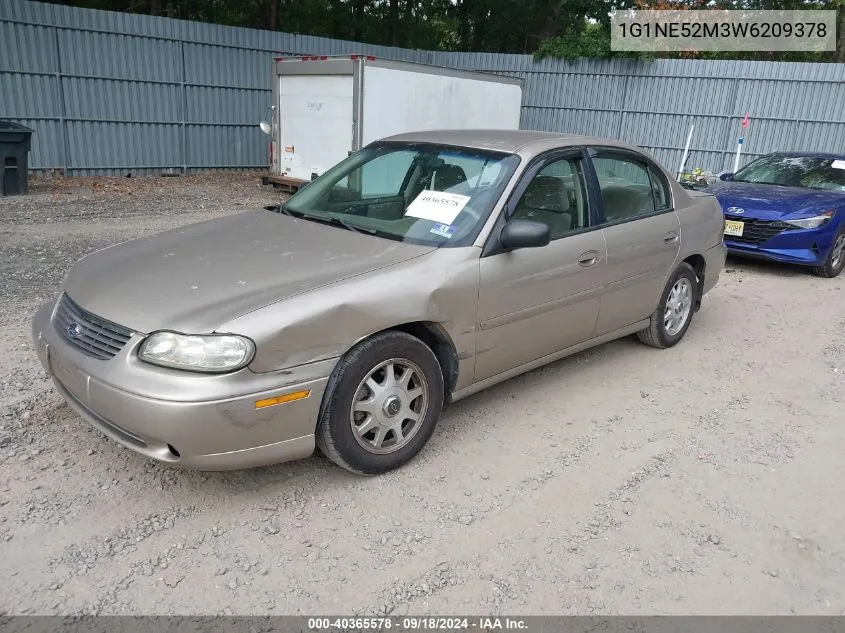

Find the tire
[[316, 330, 444, 475], [637, 262, 699, 349], [812, 228, 845, 278]]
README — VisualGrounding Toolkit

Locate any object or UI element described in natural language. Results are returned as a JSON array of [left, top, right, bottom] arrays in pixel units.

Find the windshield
[[281, 142, 521, 247], [733, 154, 845, 192]]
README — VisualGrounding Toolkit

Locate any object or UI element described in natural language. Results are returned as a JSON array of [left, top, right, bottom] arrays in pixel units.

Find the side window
[[510, 157, 589, 240], [593, 155, 658, 223], [648, 165, 672, 210]]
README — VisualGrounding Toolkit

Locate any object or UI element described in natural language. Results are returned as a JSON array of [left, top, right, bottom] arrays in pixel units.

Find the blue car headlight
[[784, 209, 834, 230]]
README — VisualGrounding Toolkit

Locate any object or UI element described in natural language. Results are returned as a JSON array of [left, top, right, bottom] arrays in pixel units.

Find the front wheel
[[812, 228, 845, 278], [316, 331, 444, 475], [637, 262, 698, 349]]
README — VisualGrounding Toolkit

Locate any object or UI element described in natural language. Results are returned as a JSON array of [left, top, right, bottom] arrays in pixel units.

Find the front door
[[587, 149, 682, 335], [475, 151, 607, 382]]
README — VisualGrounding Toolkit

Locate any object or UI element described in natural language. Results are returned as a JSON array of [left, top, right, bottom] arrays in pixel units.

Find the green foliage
[[535, 23, 617, 61], [51, 0, 843, 62]]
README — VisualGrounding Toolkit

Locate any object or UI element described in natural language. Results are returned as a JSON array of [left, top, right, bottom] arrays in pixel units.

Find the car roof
[[378, 129, 648, 158]]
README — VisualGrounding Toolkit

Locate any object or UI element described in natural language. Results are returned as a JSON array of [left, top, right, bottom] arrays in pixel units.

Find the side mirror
[[718, 171, 734, 181], [296, 181, 311, 192], [259, 121, 271, 135], [500, 219, 550, 250]]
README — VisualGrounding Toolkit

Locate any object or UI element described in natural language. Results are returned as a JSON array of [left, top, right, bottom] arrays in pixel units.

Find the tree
[[45, 0, 843, 61], [388, 0, 399, 45]]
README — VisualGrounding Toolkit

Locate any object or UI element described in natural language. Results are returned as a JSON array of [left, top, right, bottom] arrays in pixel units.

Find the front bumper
[[32, 300, 334, 470], [725, 241, 824, 266], [724, 222, 838, 267]]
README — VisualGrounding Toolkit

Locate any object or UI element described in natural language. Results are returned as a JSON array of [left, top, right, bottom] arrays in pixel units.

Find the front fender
[[225, 248, 482, 390]]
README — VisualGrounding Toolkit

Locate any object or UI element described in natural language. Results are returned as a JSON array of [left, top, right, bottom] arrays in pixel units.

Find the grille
[[724, 214, 799, 246], [53, 293, 134, 360]]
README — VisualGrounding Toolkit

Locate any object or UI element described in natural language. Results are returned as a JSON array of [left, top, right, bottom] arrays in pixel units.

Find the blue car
[[705, 152, 845, 277]]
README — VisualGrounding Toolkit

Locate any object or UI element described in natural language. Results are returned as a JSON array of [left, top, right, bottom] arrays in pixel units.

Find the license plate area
[[49, 350, 88, 404], [724, 219, 745, 237]]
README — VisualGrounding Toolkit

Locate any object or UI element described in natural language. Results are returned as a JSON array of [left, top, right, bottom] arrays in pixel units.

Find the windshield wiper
[[733, 179, 792, 187], [277, 207, 380, 236], [322, 216, 378, 235], [273, 204, 296, 216]]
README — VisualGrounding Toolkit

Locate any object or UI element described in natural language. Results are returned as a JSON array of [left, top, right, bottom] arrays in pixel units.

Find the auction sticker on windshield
[[832, 160, 845, 170], [429, 222, 457, 239], [406, 190, 470, 224]]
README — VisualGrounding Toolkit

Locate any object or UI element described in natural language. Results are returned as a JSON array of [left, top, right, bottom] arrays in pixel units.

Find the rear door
[[587, 148, 681, 335]]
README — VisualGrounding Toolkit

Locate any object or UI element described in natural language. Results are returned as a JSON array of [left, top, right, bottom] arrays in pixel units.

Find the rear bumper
[[32, 300, 334, 471], [702, 241, 727, 296]]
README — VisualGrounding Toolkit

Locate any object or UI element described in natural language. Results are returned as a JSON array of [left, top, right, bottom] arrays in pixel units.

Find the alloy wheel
[[349, 359, 429, 454], [831, 234, 845, 271], [664, 278, 693, 337]]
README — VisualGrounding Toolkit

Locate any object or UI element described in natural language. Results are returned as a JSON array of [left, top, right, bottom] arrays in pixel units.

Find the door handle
[[663, 231, 679, 244], [578, 251, 599, 267]]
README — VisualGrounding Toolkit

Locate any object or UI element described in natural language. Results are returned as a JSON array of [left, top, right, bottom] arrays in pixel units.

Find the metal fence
[[2, 0, 844, 176]]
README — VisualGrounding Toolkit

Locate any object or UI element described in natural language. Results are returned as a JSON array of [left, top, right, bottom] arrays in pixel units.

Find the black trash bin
[[0, 121, 34, 196]]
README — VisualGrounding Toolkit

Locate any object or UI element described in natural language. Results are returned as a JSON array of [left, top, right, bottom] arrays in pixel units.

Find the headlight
[[784, 209, 834, 229], [138, 332, 255, 373]]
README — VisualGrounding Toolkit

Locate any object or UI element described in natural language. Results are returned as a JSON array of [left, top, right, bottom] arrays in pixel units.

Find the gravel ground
[[1, 172, 844, 616]]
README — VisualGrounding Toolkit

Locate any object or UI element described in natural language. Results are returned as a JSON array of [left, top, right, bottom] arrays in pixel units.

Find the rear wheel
[[316, 331, 444, 475], [812, 228, 845, 278], [637, 262, 698, 349]]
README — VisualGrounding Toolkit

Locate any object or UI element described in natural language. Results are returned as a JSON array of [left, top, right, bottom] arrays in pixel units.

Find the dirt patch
[[1, 173, 844, 615]]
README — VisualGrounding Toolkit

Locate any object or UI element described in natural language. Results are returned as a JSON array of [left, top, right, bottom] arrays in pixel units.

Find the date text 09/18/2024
[[307, 617, 529, 631]]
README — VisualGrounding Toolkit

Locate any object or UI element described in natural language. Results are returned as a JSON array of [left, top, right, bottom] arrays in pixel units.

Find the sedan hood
[[63, 209, 434, 333], [706, 181, 845, 220]]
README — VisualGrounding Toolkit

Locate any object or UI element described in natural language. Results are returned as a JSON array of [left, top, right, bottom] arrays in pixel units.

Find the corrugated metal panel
[[58, 29, 181, 82], [8, 118, 63, 169], [184, 43, 268, 89], [186, 85, 266, 124], [63, 77, 181, 122], [522, 107, 621, 138], [523, 72, 623, 111], [0, 22, 57, 73], [65, 120, 182, 169], [0, 72, 60, 118], [186, 125, 266, 168], [2, 0, 843, 176], [625, 77, 729, 116], [735, 79, 845, 121], [622, 113, 727, 151]]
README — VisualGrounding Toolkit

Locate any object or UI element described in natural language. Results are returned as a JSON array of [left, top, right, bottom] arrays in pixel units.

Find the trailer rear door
[[278, 74, 354, 181]]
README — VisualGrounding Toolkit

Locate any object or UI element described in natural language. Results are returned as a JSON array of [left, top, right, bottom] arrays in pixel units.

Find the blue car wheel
[[813, 227, 845, 278]]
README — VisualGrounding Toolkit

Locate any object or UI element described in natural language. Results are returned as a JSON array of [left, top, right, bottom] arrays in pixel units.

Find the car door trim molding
[[451, 318, 651, 403], [478, 283, 607, 332], [584, 145, 677, 227], [602, 265, 666, 291], [480, 147, 598, 258]]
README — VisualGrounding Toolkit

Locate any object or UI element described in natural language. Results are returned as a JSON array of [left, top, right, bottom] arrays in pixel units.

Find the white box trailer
[[260, 55, 524, 190]]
